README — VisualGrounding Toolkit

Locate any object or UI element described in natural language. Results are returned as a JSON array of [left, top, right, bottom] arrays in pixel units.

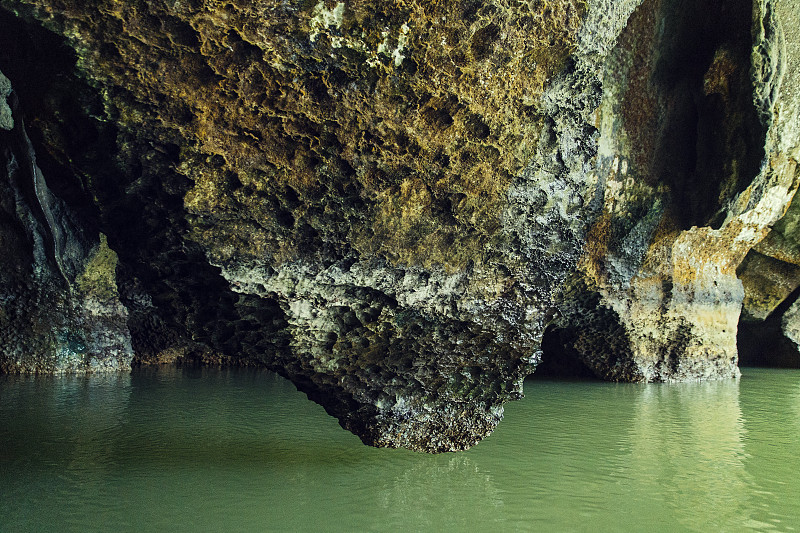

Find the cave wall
[[0, 70, 132, 373], [0, 0, 799, 451]]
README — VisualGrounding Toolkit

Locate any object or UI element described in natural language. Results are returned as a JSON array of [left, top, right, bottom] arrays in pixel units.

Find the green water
[[1, 367, 798, 532]]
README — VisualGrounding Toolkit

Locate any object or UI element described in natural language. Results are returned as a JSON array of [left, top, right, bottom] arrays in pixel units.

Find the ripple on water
[[1, 368, 799, 532]]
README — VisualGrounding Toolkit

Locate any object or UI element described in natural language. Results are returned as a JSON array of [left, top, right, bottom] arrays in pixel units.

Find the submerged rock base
[[1, 0, 799, 451]]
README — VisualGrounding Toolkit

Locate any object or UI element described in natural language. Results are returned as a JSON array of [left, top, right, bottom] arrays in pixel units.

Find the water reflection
[[0, 372, 133, 531], [2, 368, 799, 532], [626, 380, 754, 530], [738, 368, 800, 530], [371, 454, 504, 531], [793, 376, 800, 427]]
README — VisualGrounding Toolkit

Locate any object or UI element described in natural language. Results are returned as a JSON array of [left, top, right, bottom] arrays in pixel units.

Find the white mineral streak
[[578, 0, 642, 58], [309, 1, 345, 45], [309, 1, 409, 69]]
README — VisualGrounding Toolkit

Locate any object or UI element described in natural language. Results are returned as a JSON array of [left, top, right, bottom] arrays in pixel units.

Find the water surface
[[1, 367, 798, 532]]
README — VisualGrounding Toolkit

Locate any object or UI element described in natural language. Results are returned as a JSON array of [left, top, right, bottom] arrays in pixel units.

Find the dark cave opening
[[532, 325, 601, 380], [738, 322, 800, 368], [651, 0, 766, 230], [738, 285, 800, 368], [0, 7, 294, 369]]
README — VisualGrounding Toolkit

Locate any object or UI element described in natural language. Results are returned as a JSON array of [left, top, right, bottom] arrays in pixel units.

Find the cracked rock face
[[1, 0, 799, 451]]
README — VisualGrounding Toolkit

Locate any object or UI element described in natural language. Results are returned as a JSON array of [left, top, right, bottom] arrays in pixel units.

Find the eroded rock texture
[[0, 0, 799, 451]]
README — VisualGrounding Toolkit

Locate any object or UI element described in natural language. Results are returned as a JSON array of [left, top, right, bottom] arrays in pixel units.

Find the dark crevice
[[766, 283, 800, 322], [649, 0, 765, 230], [738, 285, 800, 368], [0, 8, 104, 229]]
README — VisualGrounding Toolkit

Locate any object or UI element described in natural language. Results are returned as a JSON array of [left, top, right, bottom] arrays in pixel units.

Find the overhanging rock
[[0, 0, 798, 451]]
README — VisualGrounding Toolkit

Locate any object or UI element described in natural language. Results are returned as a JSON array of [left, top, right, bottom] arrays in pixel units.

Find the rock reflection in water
[[626, 380, 753, 530], [374, 454, 503, 531], [0, 372, 133, 531]]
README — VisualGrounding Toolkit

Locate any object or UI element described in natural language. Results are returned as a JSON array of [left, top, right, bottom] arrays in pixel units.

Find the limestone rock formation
[[0, 71, 132, 373], [0, 0, 799, 451], [544, 0, 800, 381], [736, 197, 800, 367]]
